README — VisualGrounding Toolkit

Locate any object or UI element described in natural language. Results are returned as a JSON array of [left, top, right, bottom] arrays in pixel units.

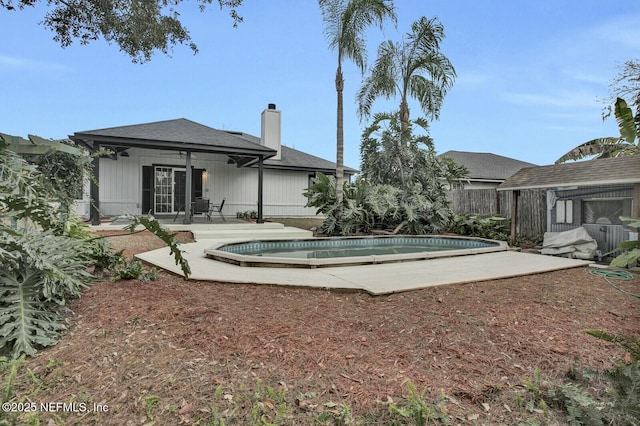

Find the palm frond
[[555, 138, 636, 164], [557, 97, 639, 163], [357, 40, 399, 120], [614, 97, 638, 144], [357, 15, 455, 126]]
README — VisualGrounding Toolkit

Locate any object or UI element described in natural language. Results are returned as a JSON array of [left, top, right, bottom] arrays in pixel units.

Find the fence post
[[510, 190, 520, 245]]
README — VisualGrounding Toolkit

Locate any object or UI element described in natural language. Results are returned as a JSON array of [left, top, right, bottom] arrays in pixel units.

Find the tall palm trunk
[[335, 61, 345, 204], [395, 96, 410, 188], [399, 97, 410, 133]]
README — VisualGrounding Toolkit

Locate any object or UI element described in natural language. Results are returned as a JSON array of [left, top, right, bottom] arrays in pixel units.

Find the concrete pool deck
[[135, 239, 593, 295]]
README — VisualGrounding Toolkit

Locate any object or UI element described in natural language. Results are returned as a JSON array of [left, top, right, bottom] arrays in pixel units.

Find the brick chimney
[[261, 103, 281, 160]]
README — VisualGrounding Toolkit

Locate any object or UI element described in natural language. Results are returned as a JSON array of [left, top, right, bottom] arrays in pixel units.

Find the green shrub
[[236, 210, 258, 220], [586, 330, 640, 424], [0, 138, 186, 359], [447, 213, 511, 241], [304, 173, 453, 236], [0, 230, 92, 358], [610, 216, 640, 268], [111, 259, 158, 282]]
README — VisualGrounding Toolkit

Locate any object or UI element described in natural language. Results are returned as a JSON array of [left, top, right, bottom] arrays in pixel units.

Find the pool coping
[[204, 235, 509, 268], [135, 239, 593, 295]]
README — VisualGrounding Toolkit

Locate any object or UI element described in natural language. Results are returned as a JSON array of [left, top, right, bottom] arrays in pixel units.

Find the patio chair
[[207, 198, 226, 222], [192, 197, 210, 220]]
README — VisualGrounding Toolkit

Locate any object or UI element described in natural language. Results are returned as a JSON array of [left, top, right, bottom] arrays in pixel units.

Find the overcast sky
[[2, 0, 639, 168]]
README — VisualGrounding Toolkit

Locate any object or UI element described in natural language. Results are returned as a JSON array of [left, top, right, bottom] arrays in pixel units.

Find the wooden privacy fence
[[447, 188, 547, 240]]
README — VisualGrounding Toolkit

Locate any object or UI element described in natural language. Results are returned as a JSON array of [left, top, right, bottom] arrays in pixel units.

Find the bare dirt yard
[[8, 230, 640, 425]]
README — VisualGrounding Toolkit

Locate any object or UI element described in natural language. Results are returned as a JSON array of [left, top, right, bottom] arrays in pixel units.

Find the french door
[[154, 167, 186, 214]]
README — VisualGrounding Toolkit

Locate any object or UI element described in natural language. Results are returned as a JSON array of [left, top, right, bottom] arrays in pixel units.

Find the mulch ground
[[10, 231, 640, 425]]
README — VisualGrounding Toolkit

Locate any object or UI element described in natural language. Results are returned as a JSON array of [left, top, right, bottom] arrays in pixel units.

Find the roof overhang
[[497, 178, 640, 191], [70, 133, 277, 163]]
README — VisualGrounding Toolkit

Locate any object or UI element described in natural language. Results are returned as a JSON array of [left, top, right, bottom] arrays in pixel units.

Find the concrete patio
[[127, 222, 593, 295]]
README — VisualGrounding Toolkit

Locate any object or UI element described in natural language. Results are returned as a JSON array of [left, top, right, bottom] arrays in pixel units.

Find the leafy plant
[[0, 136, 187, 361], [250, 378, 291, 425], [1, 355, 25, 404], [516, 368, 551, 418], [304, 173, 453, 236], [610, 216, 640, 268], [24, 147, 92, 217], [388, 381, 450, 425], [0, 231, 92, 357], [236, 210, 258, 220], [0, 355, 26, 425], [87, 238, 126, 276], [144, 395, 161, 421], [111, 259, 158, 282], [585, 330, 640, 425], [122, 214, 191, 279], [546, 384, 603, 426], [314, 403, 355, 425], [586, 330, 640, 361], [360, 112, 467, 192], [447, 214, 510, 241], [0, 137, 57, 230]]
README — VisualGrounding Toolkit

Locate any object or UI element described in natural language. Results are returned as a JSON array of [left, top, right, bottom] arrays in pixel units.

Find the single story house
[[497, 155, 640, 254], [439, 150, 537, 189], [70, 104, 356, 224]]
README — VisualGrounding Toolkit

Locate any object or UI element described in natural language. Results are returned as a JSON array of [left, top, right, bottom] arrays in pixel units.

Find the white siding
[[97, 148, 319, 217]]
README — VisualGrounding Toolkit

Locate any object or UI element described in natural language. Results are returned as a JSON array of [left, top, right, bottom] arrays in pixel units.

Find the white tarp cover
[[540, 226, 597, 259]]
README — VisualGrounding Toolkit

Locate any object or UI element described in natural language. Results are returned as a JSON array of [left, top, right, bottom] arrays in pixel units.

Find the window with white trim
[[556, 199, 573, 224]]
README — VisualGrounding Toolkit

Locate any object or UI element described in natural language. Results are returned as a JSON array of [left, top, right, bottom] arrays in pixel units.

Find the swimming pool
[[204, 235, 508, 268]]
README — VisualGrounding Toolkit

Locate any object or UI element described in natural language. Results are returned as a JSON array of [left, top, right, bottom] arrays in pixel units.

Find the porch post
[[257, 155, 264, 223], [510, 190, 520, 246], [183, 151, 192, 224], [90, 142, 101, 225]]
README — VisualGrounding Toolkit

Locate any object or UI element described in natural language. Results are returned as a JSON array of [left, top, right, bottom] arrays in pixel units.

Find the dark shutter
[[142, 166, 153, 214], [192, 169, 204, 199]]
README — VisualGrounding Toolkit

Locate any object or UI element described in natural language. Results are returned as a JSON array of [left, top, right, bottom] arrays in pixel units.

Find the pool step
[[192, 226, 312, 241]]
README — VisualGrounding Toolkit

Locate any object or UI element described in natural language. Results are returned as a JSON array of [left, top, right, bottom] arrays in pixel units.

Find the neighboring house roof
[[497, 155, 640, 191], [439, 150, 537, 182]]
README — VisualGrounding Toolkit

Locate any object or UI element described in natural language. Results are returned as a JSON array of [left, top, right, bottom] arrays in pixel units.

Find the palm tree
[[357, 16, 456, 133], [318, 0, 396, 203], [555, 98, 640, 163]]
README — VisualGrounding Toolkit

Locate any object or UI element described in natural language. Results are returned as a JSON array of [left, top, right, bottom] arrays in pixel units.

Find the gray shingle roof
[[228, 131, 357, 174], [72, 119, 356, 173], [497, 155, 640, 191], [72, 119, 276, 156], [439, 150, 537, 181]]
